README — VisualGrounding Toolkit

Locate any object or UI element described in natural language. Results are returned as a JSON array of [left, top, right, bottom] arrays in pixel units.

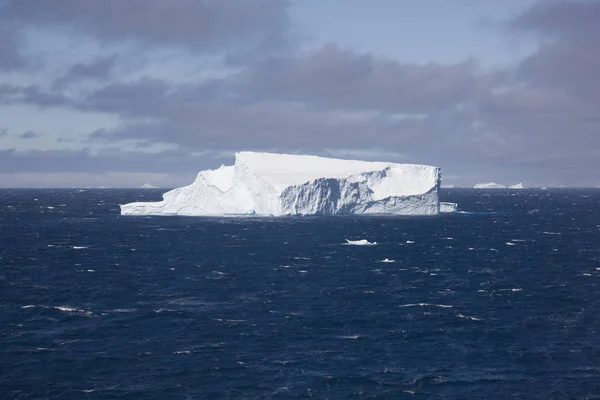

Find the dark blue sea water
[[1, 189, 599, 399]]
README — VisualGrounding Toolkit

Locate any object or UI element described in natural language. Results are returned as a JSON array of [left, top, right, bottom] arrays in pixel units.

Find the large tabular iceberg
[[120, 152, 446, 216]]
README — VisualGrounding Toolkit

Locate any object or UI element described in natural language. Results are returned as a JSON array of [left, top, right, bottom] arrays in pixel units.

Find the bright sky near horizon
[[1, 0, 599, 188]]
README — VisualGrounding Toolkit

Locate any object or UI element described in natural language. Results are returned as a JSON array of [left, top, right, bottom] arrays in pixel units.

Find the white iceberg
[[120, 152, 445, 216], [344, 239, 377, 246], [439, 202, 458, 213], [508, 182, 524, 189], [140, 183, 158, 189], [474, 182, 507, 189]]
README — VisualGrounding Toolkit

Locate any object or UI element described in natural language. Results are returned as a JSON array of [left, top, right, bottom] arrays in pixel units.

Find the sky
[[1, 0, 599, 188]]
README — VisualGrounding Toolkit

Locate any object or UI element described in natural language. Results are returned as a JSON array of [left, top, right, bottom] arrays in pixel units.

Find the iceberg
[[474, 182, 507, 189], [508, 182, 524, 189], [120, 152, 445, 216], [439, 202, 458, 213]]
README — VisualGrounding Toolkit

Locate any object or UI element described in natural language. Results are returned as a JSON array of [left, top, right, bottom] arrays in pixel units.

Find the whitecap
[[543, 231, 562, 235], [21, 305, 36, 309], [406, 240, 415, 244], [339, 335, 361, 339], [379, 258, 395, 263], [344, 239, 377, 246], [54, 306, 92, 315], [506, 242, 515, 246], [72, 246, 88, 250], [457, 313, 481, 321], [174, 350, 191, 354], [398, 303, 453, 308]]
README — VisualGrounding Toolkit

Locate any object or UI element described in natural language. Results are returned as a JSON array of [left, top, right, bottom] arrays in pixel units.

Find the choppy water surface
[[1, 189, 599, 399]]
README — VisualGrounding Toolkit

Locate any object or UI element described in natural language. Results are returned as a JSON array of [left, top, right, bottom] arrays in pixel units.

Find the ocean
[[1, 188, 599, 399]]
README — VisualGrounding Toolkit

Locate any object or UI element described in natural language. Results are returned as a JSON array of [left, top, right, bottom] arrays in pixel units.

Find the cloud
[[239, 44, 502, 113], [0, 147, 231, 175], [53, 55, 118, 87], [20, 130, 42, 139], [1, 0, 599, 187], [0, 28, 25, 71], [0, 84, 70, 108], [471, 0, 600, 171], [1, 0, 291, 56]]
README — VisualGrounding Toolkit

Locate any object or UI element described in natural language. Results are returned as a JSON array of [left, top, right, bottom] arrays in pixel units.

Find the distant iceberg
[[508, 182, 524, 189], [121, 152, 449, 217], [140, 183, 158, 189], [474, 182, 507, 189]]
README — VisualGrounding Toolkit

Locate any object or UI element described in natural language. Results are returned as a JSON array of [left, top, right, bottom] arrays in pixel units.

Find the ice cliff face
[[120, 152, 445, 216]]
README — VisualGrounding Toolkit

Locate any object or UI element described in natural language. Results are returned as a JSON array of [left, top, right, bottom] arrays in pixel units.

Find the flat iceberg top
[[236, 152, 437, 195]]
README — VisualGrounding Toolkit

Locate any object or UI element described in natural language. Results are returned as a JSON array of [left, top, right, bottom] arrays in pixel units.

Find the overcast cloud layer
[[0, 0, 599, 187]]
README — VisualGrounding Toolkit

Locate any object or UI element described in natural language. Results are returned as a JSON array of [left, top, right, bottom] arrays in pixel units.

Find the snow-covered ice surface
[[509, 182, 525, 189], [121, 152, 443, 216]]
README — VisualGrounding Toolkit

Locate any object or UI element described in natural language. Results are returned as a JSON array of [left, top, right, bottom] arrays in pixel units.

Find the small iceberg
[[439, 202, 458, 213], [344, 239, 377, 246]]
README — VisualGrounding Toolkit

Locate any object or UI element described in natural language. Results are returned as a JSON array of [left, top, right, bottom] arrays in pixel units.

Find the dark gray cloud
[[53, 56, 118, 88], [473, 0, 600, 172], [0, 84, 70, 108], [511, 1, 600, 107], [2, 0, 291, 56], [20, 130, 42, 139], [238, 44, 503, 113], [511, 0, 600, 39], [0, 28, 24, 70]]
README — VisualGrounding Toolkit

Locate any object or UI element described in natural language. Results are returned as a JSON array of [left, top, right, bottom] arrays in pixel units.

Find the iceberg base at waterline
[[120, 152, 454, 217]]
